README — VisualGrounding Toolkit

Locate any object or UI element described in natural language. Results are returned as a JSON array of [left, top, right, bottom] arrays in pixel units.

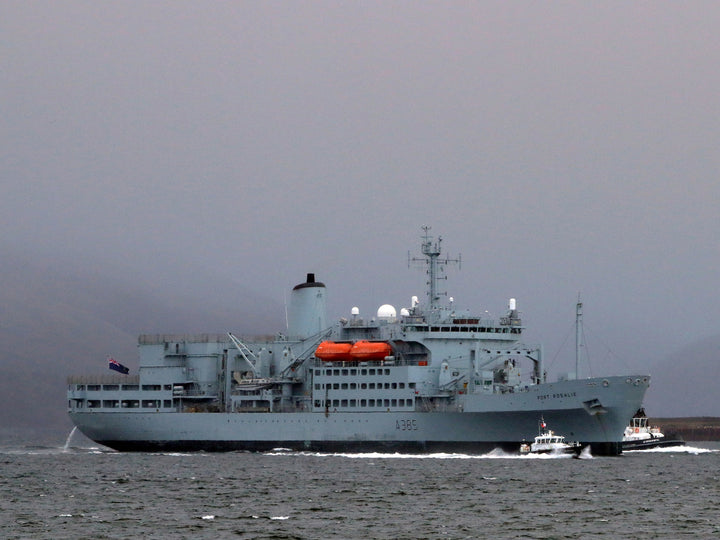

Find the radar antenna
[[408, 226, 461, 312]]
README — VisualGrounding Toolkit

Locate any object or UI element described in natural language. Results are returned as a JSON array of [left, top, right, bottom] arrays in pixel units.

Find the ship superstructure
[[67, 228, 650, 455]]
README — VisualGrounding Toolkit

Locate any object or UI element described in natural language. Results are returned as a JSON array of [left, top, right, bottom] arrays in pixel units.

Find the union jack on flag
[[108, 357, 130, 374]]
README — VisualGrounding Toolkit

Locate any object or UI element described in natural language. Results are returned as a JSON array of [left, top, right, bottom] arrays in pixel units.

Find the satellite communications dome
[[377, 304, 397, 319]]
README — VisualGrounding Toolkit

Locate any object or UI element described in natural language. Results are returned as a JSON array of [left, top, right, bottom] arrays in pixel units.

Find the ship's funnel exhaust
[[287, 273, 327, 339]]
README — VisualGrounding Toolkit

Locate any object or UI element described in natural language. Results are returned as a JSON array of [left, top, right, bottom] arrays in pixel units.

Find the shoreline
[[650, 417, 720, 441]]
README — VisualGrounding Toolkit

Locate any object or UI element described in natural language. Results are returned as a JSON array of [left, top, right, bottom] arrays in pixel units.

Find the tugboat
[[520, 418, 583, 456], [622, 408, 685, 450]]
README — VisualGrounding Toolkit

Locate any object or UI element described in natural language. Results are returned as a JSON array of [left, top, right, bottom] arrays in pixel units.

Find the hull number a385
[[396, 419, 419, 431]]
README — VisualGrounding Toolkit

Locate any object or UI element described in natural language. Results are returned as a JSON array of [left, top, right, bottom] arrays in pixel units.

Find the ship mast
[[409, 226, 461, 313], [575, 295, 583, 379]]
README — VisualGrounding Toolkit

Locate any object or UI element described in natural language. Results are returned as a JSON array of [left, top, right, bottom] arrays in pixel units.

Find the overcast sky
[[3, 2, 720, 397]]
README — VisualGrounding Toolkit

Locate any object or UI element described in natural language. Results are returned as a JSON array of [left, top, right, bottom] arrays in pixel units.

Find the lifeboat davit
[[349, 340, 392, 361], [314, 341, 353, 362]]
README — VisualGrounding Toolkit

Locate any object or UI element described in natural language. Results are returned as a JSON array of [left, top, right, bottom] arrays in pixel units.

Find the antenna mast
[[575, 295, 583, 379], [408, 226, 461, 312]]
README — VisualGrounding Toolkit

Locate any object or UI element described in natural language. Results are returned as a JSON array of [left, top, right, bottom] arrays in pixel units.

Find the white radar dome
[[400, 308, 410, 316], [376, 304, 397, 320], [351, 306, 360, 316]]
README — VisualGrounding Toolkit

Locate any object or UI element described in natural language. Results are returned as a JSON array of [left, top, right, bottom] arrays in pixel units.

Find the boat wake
[[624, 444, 716, 455], [264, 447, 591, 460]]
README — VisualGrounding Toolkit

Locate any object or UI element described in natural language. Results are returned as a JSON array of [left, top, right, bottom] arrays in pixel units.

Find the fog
[[3, 2, 719, 433]]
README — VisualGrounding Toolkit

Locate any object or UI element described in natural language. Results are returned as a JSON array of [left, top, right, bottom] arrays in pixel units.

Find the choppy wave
[[3, 444, 720, 539]]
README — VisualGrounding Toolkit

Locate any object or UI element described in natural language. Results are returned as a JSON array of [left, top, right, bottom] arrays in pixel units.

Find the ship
[[67, 227, 650, 455], [519, 418, 583, 456], [622, 408, 685, 450]]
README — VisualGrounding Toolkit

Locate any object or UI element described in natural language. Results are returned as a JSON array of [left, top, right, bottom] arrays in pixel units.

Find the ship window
[[314, 400, 321, 407], [369, 399, 375, 406], [333, 383, 339, 390], [87, 400, 100, 408], [369, 383, 375, 389], [87, 385, 100, 391], [361, 369, 367, 375], [142, 385, 161, 391], [102, 400, 119, 408], [102, 385, 119, 391], [332, 400, 339, 407], [315, 370, 321, 375], [163, 400, 171, 408], [342, 369, 348, 376], [121, 400, 139, 408], [123, 385, 139, 391], [76, 385, 85, 391], [350, 369, 357, 375], [314, 384, 320, 390], [384, 399, 390, 407], [361, 383, 367, 389], [341, 400, 348, 407], [391, 383, 397, 389], [399, 383, 405, 389], [350, 383, 357, 389], [142, 400, 159, 408], [350, 399, 356, 407], [385, 369, 390, 375], [406, 399, 413, 406], [333, 369, 340, 376], [391, 399, 397, 407], [360, 399, 367, 406], [341, 383, 348, 390], [384, 383, 390, 389], [369, 369, 375, 375], [409, 383, 416, 389]]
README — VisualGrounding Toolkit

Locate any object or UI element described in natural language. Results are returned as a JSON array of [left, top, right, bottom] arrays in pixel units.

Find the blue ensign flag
[[108, 357, 130, 374]]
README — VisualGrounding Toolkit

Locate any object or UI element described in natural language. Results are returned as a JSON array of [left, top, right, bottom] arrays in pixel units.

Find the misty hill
[[642, 334, 720, 417], [0, 253, 283, 438]]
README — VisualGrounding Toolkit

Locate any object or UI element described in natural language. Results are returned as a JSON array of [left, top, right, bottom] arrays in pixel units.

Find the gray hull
[[70, 375, 648, 455]]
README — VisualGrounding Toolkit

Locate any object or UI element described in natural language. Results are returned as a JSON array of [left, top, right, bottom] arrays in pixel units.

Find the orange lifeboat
[[349, 340, 392, 361], [315, 341, 353, 362]]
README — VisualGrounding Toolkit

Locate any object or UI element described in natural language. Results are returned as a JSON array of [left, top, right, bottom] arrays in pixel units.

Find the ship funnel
[[287, 273, 327, 339]]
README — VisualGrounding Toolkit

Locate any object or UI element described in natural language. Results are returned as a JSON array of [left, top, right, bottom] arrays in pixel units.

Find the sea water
[[1, 438, 718, 539]]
